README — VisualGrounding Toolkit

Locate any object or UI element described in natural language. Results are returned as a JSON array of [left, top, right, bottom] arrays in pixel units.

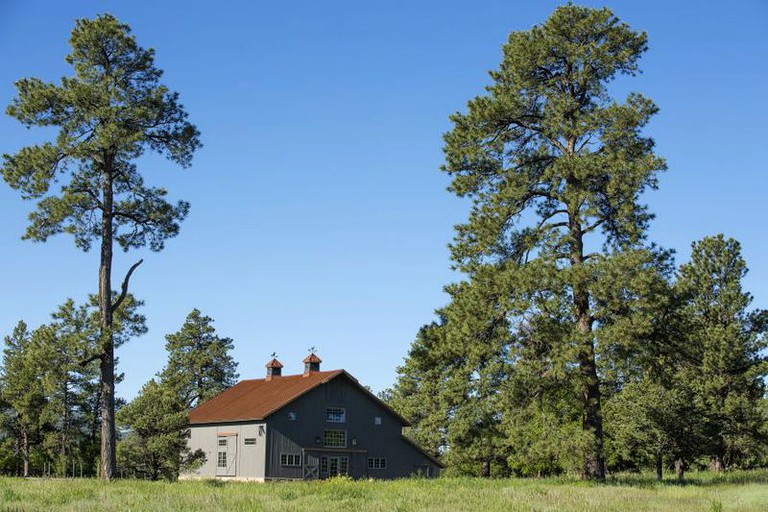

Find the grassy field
[[1, 471, 767, 512]]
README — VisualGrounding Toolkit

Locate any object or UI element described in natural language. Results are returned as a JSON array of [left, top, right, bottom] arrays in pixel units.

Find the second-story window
[[326, 407, 346, 423], [324, 429, 347, 447]]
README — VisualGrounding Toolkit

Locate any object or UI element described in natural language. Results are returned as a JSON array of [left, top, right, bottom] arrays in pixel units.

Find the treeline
[[387, 235, 767, 479], [0, 307, 238, 480], [385, 6, 767, 480]]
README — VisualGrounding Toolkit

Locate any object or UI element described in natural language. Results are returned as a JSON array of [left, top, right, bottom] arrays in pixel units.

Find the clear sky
[[1, 1, 766, 400]]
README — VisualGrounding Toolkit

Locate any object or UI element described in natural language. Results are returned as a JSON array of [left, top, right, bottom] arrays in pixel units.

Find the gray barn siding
[[264, 375, 440, 479], [184, 422, 267, 480]]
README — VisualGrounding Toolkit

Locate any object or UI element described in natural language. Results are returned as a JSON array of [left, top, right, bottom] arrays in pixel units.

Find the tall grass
[[0, 470, 766, 512]]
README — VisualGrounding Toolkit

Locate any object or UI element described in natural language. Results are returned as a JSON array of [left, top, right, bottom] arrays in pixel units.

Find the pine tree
[[440, 5, 666, 479], [0, 14, 199, 479], [117, 379, 202, 480], [387, 323, 451, 460], [604, 378, 703, 480], [676, 235, 767, 470], [159, 309, 238, 408], [0, 322, 46, 476]]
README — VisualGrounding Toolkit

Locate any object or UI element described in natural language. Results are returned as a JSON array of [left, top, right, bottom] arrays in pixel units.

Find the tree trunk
[[21, 426, 29, 478], [568, 204, 605, 481], [62, 378, 69, 475], [480, 459, 491, 478], [655, 454, 663, 482], [99, 157, 116, 481], [675, 459, 685, 480]]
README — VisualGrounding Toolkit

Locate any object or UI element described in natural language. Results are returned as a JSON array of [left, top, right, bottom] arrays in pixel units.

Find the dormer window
[[288, 412, 298, 421], [326, 407, 346, 423]]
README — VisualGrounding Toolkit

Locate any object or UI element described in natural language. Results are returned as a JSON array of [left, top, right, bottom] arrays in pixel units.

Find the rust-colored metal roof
[[303, 353, 322, 363], [189, 370, 344, 424], [265, 358, 283, 368]]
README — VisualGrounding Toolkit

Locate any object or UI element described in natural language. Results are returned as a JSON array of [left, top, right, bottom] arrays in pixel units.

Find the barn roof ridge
[[188, 369, 407, 426]]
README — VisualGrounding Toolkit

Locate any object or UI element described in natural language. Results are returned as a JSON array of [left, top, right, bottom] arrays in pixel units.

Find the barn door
[[216, 434, 237, 477], [303, 452, 319, 480]]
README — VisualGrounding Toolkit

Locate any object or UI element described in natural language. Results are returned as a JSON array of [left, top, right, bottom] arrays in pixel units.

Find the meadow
[[1, 471, 767, 512]]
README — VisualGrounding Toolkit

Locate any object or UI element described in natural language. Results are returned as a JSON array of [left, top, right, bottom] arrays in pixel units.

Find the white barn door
[[216, 434, 238, 477]]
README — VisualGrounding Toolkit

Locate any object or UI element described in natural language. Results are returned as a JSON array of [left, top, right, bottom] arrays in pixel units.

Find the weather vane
[[270, 351, 277, 359], [308, 346, 317, 354]]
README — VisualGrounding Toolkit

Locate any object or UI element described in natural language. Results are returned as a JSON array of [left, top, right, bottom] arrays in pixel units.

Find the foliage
[[0, 296, 145, 477], [0, 322, 45, 476], [0, 13, 199, 479], [117, 379, 203, 481], [159, 309, 239, 408], [676, 235, 767, 469], [390, 5, 768, 482], [1, 14, 199, 251], [603, 378, 703, 478], [438, 4, 666, 479]]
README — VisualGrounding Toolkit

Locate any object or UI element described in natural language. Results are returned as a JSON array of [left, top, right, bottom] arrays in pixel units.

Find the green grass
[[0, 471, 766, 512]]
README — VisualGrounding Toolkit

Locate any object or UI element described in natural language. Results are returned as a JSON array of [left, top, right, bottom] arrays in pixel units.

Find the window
[[218, 439, 227, 447], [288, 412, 298, 421], [323, 429, 347, 447], [368, 457, 387, 470], [326, 407, 346, 423], [280, 453, 301, 466], [322, 456, 348, 477], [244, 438, 257, 446], [374, 416, 382, 426], [217, 452, 227, 468]]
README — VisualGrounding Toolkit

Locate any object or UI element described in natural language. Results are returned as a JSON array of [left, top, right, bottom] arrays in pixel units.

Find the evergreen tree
[[388, 323, 451, 460], [159, 309, 238, 408], [0, 14, 200, 479], [117, 379, 203, 480], [676, 235, 767, 470], [604, 378, 703, 481], [440, 5, 666, 479], [0, 295, 145, 477], [0, 322, 46, 476]]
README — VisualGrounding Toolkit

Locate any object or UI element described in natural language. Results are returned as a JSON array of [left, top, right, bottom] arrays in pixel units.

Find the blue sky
[[1, 1, 766, 399]]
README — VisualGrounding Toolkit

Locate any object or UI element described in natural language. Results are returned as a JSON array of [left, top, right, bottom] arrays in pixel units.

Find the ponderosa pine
[[0, 15, 199, 479], [159, 309, 238, 409], [441, 5, 666, 479]]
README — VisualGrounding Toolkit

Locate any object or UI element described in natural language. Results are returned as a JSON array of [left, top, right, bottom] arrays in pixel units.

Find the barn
[[182, 354, 442, 480]]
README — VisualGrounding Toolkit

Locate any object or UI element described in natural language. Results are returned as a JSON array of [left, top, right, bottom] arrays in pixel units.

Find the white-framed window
[[323, 429, 347, 447], [288, 412, 298, 421], [244, 438, 257, 446], [218, 439, 227, 447], [217, 452, 227, 468], [326, 407, 346, 423], [368, 457, 387, 470], [321, 456, 348, 476], [280, 453, 301, 466], [374, 416, 382, 426]]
